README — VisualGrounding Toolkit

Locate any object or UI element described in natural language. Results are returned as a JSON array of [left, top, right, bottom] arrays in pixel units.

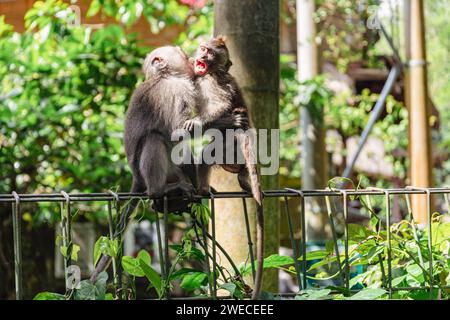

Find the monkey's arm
[[182, 112, 248, 132]]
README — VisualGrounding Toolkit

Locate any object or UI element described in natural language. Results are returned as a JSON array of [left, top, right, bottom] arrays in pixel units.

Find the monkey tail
[[238, 133, 264, 300], [90, 195, 141, 283]]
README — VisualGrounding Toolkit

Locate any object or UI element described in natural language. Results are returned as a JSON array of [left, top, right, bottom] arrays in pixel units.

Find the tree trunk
[[213, 0, 280, 293]]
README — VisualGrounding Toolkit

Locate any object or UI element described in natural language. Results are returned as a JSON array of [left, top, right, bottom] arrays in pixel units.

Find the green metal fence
[[1, 186, 449, 300]]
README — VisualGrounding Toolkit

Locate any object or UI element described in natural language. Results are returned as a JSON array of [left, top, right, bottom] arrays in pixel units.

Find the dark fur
[[184, 37, 264, 300], [91, 46, 197, 283]]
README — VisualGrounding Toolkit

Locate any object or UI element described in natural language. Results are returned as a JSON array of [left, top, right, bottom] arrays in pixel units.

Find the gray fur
[[184, 38, 264, 300], [91, 46, 197, 283]]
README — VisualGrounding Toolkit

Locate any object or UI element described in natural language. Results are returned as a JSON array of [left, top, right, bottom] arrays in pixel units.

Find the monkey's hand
[[233, 113, 249, 129], [182, 117, 203, 133]]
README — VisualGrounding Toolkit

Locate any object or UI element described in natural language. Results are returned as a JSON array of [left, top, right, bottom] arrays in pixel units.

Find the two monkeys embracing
[[93, 37, 264, 299]]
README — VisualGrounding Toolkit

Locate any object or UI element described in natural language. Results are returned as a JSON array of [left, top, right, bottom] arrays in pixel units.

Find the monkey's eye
[[200, 46, 208, 53]]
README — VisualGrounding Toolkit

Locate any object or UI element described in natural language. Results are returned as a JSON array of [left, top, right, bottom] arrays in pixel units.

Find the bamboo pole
[[405, 0, 433, 224]]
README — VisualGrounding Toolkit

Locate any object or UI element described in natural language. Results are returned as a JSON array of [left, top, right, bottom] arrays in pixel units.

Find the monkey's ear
[[225, 59, 232, 72], [151, 56, 167, 69], [216, 35, 227, 45]]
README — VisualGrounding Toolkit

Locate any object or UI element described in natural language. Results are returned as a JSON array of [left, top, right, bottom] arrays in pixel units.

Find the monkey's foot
[[196, 186, 217, 197], [151, 181, 196, 214]]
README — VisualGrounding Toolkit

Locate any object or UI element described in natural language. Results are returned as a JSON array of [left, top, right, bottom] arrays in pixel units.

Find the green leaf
[[392, 275, 407, 287], [105, 293, 114, 300], [367, 245, 384, 263], [348, 224, 375, 242], [170, 244, 205, 261], [431, 221, 450, 246], [263, 254, 295, 268], [169, 267, 198, 280], [192, 202, 211, 225], [243, 254, 294, 276], [75, 280, 97, 300], [406, 264, 425, 286], [94, 236, 118, 266], [180, 271, 208, 292], [122, 256, 144, 277], [33, 292, 65, 300], [348, 288, 386, 300], [137, 249, 152, 265], [94, 272, 108, 300], [59, 243, 80, 261], [220, 283, 236, 297], [299, 289, 332, 300], [307, 255, 338, 272], [297, 250, 329, 261], [139, 259, 162, 298], [87, 0, 101, 17]]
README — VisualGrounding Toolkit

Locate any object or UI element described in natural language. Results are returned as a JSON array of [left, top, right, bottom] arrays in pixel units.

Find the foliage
[[87, 0, 187, 29], [86, 0, 213, 53], [279, 67, 408, 181], [262, 214, 450, 300], [315, 0, 381, 72], [0, 1, 145, 225], [425, 0, 450, 186]]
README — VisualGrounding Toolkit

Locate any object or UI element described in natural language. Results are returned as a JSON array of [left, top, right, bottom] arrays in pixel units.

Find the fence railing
[[1, 186, 449, 300]]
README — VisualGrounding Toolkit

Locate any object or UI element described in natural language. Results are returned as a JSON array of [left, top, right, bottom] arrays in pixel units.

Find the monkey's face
[[144, 46, 193, 79], [194, 37, 232, 76]]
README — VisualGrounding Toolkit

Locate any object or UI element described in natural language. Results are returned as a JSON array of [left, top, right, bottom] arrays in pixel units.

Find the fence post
[[11, 191, 23, 300]]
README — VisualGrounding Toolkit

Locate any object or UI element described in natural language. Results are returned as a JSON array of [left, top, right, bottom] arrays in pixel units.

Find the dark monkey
[[91, 46, 198, 282], [183, 37, 264, 300]]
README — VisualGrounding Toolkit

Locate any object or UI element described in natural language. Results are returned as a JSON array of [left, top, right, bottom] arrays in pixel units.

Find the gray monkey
[[182, 37, 264, 300], [91, 46, 197, 282]]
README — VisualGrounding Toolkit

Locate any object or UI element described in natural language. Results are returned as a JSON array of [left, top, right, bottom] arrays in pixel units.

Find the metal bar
[[153, 204, 165, 298], [283, 196, 302, 291], [0, 187, 449, 203], [342, 65, 401, 179], [339, 190, 350, 291], [370, 187, 393, 298], [60, 191, 72, 297], [107, 190, 122, 298], [163, 196, 170, 299], [444, 193, 450, 214], [11, 192, 23, 300], [379, 22, 404, 68], [404, 194, 424, 266], [365, 194, 387, 287], [209, 189, 217, 299], [198, 216, 214, 298], [408, 187, 434, 298], [324, 195, 345, 286], [285, 188, 307, 289], [299, 194, 307, 289], [242, 198, 256, 282], [107, 200, 118, 293], [203, 231, 240, 277]]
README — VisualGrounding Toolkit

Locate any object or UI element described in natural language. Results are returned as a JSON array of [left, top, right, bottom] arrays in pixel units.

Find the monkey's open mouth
[[194, 59, 207, 76]]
